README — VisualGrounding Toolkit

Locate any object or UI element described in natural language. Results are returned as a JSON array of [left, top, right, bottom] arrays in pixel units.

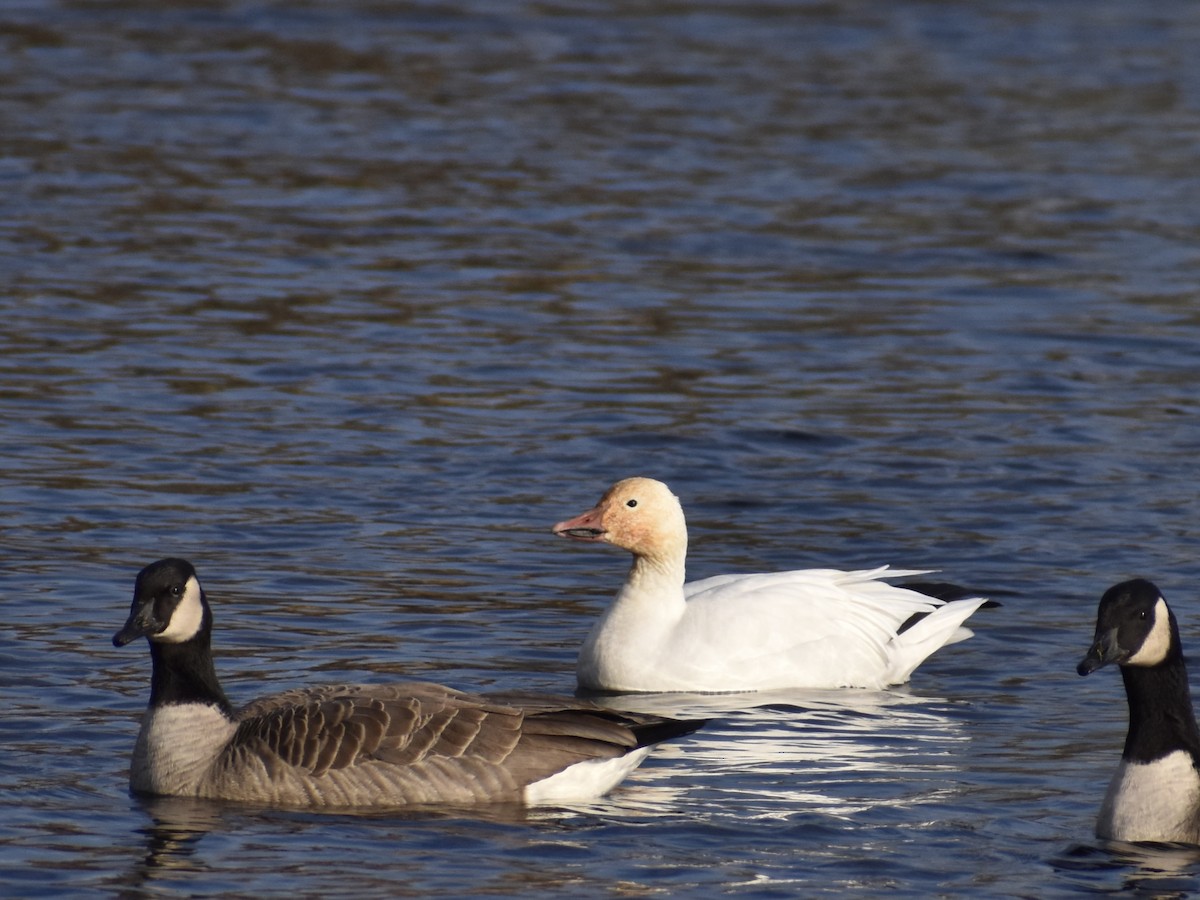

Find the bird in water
[[1078, 578, 1200, 844], [113, 557, 704, 808], [554, 477, 988, 693]]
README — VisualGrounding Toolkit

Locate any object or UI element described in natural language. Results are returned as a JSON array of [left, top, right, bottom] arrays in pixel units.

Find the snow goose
[[553, 477, 988, 693], [113, 558, 703, 808], [1078, 579, 1200, 844]]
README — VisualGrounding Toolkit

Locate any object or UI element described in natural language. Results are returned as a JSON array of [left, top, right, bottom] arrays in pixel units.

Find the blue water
[[5, 0, 1200, 895]]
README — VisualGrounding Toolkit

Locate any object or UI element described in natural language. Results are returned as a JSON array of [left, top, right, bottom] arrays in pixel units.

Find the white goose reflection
[[559, 688, 973, 821]]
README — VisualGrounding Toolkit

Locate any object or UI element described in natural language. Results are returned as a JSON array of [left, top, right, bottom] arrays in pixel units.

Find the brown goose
[[113, 558, 703, 808]]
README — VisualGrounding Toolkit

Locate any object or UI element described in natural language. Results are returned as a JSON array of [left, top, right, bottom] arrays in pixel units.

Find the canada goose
[[553, 477, 988, 692], [113, 558, 704, 808], [1078, 578, 1200, 844]]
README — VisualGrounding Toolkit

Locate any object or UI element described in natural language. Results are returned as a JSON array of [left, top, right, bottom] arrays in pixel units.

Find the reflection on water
[[126, 794, 529, 880], [589, 688, 971, 821], [1053, 841, 1200, 897], [127, 797, 226, 887]]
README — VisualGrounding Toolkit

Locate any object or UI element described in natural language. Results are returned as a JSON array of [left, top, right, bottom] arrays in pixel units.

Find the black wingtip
[[631, 717, 709, 748], [901, 581, 1004, 607]]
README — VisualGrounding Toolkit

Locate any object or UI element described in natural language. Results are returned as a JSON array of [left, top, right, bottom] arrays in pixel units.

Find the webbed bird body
[[114, 558, 702, 808], [554, 478, 988, 693]]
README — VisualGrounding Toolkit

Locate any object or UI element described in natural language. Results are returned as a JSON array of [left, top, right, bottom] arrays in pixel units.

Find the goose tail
[[886, 596, 989, 684]]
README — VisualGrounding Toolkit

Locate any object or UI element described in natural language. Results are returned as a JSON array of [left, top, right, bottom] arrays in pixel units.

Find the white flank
[[1098, 750, 1200, 842], [130, 702, 235, 796], [1125, 598, 1173, 667], [523, 747, 652, 806], [156, 576, 205, 643]]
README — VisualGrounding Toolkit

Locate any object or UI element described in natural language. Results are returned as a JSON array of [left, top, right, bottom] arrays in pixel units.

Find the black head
[[113, 558, 209, 648], [1078, 578, 1180, 676]]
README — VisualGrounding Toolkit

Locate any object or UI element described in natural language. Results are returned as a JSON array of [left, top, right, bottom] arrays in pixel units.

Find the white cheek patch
[[1125, 598, 1173, 666], [155, 576, 205, 643]]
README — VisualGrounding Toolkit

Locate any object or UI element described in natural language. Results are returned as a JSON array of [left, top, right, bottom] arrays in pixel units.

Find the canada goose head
[[1078, 578, 1181, 676], [553, 477, 687, 563], [113, 558, 210, 648]]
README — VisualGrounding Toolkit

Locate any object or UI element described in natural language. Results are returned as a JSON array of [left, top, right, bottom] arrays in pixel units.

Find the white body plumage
[[556, 478, 987, 693]]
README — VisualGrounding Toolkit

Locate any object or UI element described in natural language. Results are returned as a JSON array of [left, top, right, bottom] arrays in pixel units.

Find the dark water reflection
[[5, 0, 1200, 896]]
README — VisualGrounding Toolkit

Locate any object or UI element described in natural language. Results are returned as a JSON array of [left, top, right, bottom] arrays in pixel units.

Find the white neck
[[577, 549, 688, 691], [630, 537, 686, 587]]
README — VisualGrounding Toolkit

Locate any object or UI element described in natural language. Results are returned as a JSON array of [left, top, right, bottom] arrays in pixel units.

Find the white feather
[[523, 747, 653, 805]]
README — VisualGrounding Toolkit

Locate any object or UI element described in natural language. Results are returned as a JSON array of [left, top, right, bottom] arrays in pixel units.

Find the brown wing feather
[[216, 681, 696, 802], [227, 682, 530, 776]]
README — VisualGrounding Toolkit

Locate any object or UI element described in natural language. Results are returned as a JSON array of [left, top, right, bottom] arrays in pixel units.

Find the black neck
[[148, 633, 233, 715], [1120, 658, 1200, 763]]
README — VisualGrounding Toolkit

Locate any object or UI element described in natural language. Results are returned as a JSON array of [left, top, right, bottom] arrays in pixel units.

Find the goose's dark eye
[[627, 499, 638, 508], [1138, 610, 1148, 620], [170, 584, 183, 597]]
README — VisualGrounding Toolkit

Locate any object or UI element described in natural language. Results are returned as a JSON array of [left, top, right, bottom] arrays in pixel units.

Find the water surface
[[5, 0, 1200, 896]]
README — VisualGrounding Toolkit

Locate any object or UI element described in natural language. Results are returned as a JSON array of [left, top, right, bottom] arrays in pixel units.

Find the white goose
[[112, 558, 703, 808], [553, 477, 988, 693]]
